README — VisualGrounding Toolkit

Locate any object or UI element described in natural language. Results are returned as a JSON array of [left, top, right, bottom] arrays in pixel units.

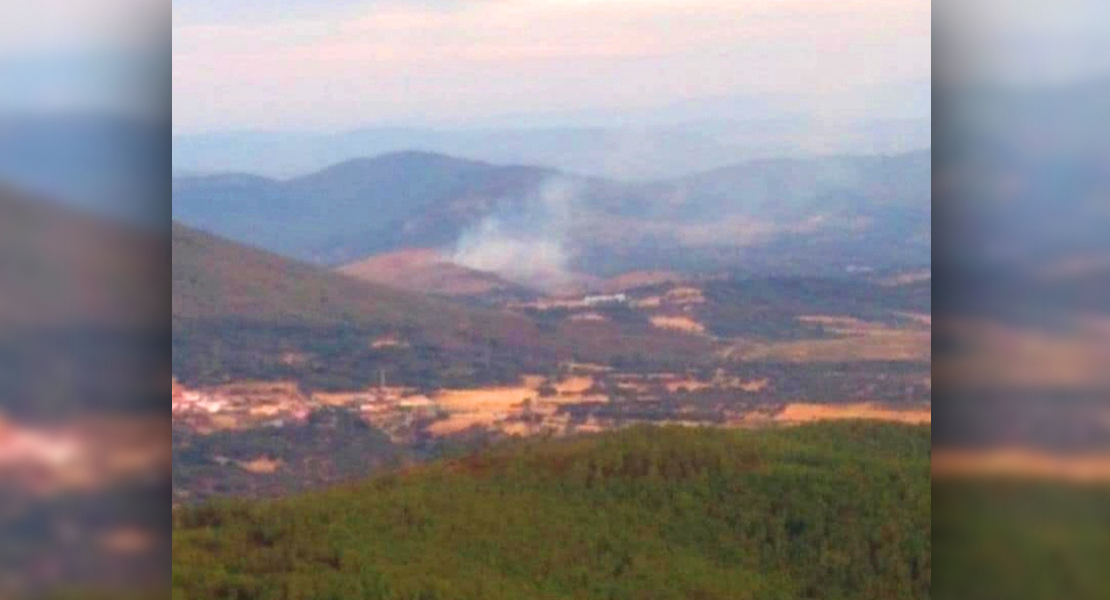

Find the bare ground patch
[[650, 315, 707, 334], [932, 448, 1110, 483], [773, 402, 931, 425]]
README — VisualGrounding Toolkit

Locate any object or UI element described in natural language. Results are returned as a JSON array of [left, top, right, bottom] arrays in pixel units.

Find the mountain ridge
[[173, 149, 931, 274]]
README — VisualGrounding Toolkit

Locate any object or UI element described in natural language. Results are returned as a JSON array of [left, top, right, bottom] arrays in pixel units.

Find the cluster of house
[[171, 380, 314, 431], [171, 378, 440, 437], [0, 415, 79, 469], [582, 293, 629, 306]]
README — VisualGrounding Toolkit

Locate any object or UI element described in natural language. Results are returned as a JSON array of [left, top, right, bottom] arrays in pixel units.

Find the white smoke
[[451, 177, 580, 292]]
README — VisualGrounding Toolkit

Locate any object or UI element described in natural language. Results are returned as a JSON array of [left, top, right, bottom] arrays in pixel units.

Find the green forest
[[173, 422, 931, 600], [933, 478, 1110, 599]]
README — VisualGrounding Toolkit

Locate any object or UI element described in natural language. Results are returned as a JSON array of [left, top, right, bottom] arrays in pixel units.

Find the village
[[171, 361, 931, 446]]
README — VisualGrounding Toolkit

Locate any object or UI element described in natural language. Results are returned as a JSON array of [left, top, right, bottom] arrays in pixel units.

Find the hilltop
[[173, 222, 537, 335], [173, 421, 931, 600], [338, 248, 537, 301], [172, 150, 931, 276], [172, 152, 556, 265]]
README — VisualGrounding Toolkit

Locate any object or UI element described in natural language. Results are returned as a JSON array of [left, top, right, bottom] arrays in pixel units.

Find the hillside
[[1, 187, 166, 328], [172, 422, 931, 600], [173, 222, 534, 333], [338, 248, 537, 301], [0, 190, 169, 595], [0, 114, 166, 226], [172, 152, 555, 265], [172, 223, 713, 391], [1, 189, 167, 419], [172, 222, 560, 390], [172, 150, 931, 275]]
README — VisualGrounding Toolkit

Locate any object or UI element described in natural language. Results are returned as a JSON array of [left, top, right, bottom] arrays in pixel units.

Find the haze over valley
[[165, 0, 940, 597]]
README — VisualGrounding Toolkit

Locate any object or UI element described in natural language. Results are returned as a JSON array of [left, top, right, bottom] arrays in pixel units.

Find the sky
[[935, 0, 1110, 88], [1, 0, 1106, 130], [172, 0, 932, 134], [0, 0, 166, 117]]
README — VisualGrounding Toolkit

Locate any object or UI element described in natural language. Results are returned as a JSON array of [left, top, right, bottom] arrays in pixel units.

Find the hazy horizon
[[173, 0, 931, 135]]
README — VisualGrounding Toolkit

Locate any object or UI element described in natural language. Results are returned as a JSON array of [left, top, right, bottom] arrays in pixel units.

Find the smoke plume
[[451, 177, 580, 292]]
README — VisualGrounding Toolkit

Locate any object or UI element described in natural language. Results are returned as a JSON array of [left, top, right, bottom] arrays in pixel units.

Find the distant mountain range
[[173, 81, 931, 181], [172, 118, 931, 182], [172, 152, 556, 267], [0, 113, 168, 228], [934, 76, 1110, 271], [173, 149, 931, 282]]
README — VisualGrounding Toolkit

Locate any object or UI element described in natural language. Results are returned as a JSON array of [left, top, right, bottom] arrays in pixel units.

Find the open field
[[934, 318, 1110, 389], [650, 314, 708, 334], [427, 378, 605, 435], [721, 315, 931, 362], [773, 402, 931, 425], [932, 448, 1110, 483]]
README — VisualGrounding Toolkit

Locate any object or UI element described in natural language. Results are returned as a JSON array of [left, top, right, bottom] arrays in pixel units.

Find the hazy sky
[[173, 0, 931, 134], [0, 0, 165, 116], [936, 0, 1110, 87]]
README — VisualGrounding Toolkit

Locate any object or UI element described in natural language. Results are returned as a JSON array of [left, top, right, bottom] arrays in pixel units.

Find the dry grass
[[737, 378, 770, 392], [773, 403, 931, 425], [664, 379, 713, 393], [932, 448, 1110, 483], [554, 376, 594, 394], [240, 456, 282, 474], [663, 287, 707, 305], [312, 391, 371, 407], [934, 318, 1110, 389], [631, 296, 662, 308], [722, 315, 930, 362], [427, 376, 603, 436], [650, 315, 707, 334]]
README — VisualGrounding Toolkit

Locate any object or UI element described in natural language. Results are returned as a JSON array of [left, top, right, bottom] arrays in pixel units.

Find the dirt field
[[427, 377, 602, 435], [934, 318, 1110, 388], [650, 315, 707, 334], [773, 403, 931, 425], [723, 315, 931, 362], [932, 448, 1110, 483], [240, 457, 282, 474], [554, 376, 594, 394], [663, 287, 706, 305]]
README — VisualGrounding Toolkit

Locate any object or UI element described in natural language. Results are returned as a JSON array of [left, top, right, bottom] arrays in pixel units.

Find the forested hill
[[172, 422, 931, 600]]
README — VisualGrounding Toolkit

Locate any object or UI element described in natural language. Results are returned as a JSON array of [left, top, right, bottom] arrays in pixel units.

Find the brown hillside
[[172, 223, 542, 348], [339, 248, 534, 298], [0, 188, 166, 328]]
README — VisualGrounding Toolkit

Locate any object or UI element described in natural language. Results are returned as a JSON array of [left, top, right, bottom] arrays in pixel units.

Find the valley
[[171, 220, 930, 503]]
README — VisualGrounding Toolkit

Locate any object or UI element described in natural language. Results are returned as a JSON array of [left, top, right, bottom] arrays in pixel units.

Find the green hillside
[[173, 422, 931, 600], [933, 478, 1110, 599]]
